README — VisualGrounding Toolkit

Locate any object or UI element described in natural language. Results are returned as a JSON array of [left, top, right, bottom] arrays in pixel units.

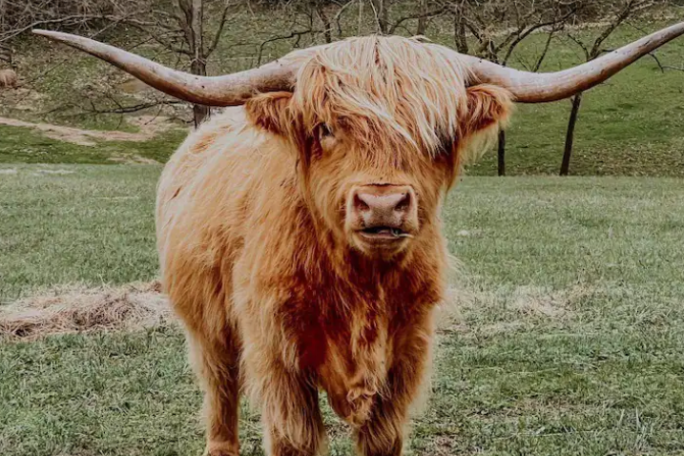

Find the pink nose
[[352, 185, 415, 228]]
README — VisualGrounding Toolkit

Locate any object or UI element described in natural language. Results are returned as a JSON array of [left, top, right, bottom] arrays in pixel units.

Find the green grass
[[2, 165, 684, 455], [0, 165, 160, 302]]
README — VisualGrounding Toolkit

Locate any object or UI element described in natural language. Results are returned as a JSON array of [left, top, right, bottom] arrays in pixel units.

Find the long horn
[[33, 29, 306, 107], [460, 21, 684, 103]]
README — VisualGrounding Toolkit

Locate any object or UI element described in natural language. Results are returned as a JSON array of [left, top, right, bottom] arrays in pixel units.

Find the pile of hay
[[0, 281, 173, 339]]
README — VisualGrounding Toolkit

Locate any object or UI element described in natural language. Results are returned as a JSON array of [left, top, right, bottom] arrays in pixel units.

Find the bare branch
[[257, 28, 319, 65], [501, 7, 577, 65], [388, 5, 448, 35], [206, 0, 234, 57], [533, 25, 560, 71]]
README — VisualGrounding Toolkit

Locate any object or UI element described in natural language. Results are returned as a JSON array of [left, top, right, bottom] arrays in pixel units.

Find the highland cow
[[35, 23, 684, 456]]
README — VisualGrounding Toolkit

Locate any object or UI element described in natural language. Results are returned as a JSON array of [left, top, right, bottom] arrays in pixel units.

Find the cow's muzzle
[[347, 184, 418, 250]]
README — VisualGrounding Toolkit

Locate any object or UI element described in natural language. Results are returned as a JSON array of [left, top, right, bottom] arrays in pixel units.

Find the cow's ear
[[462, 84, 513, 137], [245, 91, 295, 136]]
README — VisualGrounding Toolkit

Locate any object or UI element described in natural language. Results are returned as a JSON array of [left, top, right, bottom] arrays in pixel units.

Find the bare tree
[[132, 0, 238, 126], [370, 0, 390, 33], [363, 0, 447, 35], [448, 0, 580, 175], [0, 0, 239, 127], [416, 0, 428, 35], [0, 43, 12, 66], [315, 1, 334, 43], [0, 0, 149, 44], [559, 0, 660, 175], [254, 0, 357, 66], [453, 7, 469, 54]]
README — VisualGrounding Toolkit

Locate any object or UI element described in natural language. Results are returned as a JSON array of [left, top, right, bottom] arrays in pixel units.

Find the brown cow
[[36, 24, 684, 456], [0, 69, 17, 88]]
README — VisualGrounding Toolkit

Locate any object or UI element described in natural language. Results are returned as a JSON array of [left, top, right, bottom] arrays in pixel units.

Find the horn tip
[[32, 29, 68, 40], [33, 29, 57, 40]]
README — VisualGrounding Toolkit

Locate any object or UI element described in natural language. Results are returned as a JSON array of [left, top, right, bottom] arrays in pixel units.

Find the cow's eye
[[318, 123, 334, 139]]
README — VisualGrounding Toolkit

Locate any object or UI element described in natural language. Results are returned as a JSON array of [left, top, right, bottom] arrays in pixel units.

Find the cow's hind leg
[[188, 329, 241, 456]]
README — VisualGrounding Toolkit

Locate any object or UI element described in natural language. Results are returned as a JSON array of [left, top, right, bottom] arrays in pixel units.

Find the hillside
[[1, 8, 683, 176]]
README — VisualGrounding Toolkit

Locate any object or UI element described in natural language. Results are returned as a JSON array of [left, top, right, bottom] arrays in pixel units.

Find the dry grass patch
[[0, 275, 590, 341], [0, 281, 173, 340], [0, 278, 581, 340], [442, 283, 593, 336]]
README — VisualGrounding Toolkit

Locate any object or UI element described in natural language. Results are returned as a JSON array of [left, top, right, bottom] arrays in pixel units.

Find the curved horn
[[460, 21, 684, 103], [33, 29, 306, 107]]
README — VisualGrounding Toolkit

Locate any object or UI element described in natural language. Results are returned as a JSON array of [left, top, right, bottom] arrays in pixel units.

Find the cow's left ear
[[462, 84, 513, 137], [245, 91, 296, 137]]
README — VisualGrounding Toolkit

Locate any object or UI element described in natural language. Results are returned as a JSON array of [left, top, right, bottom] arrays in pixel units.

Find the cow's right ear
[[462, 84, 513, 137], [245, 91, 295, 137]]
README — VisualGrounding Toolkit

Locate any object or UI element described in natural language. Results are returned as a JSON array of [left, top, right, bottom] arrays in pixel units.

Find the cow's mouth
[[358, 226, 412, 241]]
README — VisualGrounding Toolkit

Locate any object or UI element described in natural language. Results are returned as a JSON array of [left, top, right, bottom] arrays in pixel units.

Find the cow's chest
[[290, 285, 411, 426]]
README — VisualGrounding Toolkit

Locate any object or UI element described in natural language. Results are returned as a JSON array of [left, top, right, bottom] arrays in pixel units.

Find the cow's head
[[34, 24, 684, 259], [245, 37, 512, 257]]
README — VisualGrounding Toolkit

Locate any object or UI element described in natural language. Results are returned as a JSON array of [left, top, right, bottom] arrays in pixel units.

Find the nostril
[[394, 193, 411, 212], [354, 193, 371, 212]]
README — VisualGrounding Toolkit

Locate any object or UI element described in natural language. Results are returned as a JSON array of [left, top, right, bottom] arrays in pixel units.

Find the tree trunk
[[416, 0, 427, 35], [561, 93, 583, 176], [380, 0, 389, 34], [371, 0, 388, 34], [454, 13, 468, 54], [191, 0, 209, 126], [191, 60, 210, 127], [316, 3, 333, 43], [497, 129, 506, 176], [179, 0, 210, 127], [357, 0, 364, 35], [0, 0, 5, 32]]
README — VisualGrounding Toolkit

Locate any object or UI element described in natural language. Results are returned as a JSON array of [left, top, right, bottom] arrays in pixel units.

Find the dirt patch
[[108, 154, 161, 165], [0, 115, 176, 146], [0, 281, 173, 340]]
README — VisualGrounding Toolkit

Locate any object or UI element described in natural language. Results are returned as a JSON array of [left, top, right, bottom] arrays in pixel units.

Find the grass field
[[2, 165, 683, 455], [1, 4, 683, 455]]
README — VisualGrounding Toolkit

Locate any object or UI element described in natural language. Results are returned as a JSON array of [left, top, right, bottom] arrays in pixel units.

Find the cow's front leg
[[355, 398, 406, 456], [262, 363, 326, 456], [248, 354, 326, 456], [355, 325, 433, 456]]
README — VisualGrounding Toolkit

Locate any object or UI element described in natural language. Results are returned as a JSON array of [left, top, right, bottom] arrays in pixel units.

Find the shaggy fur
[[0, 69, 17, 88], [157, 35, 512, 456]]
